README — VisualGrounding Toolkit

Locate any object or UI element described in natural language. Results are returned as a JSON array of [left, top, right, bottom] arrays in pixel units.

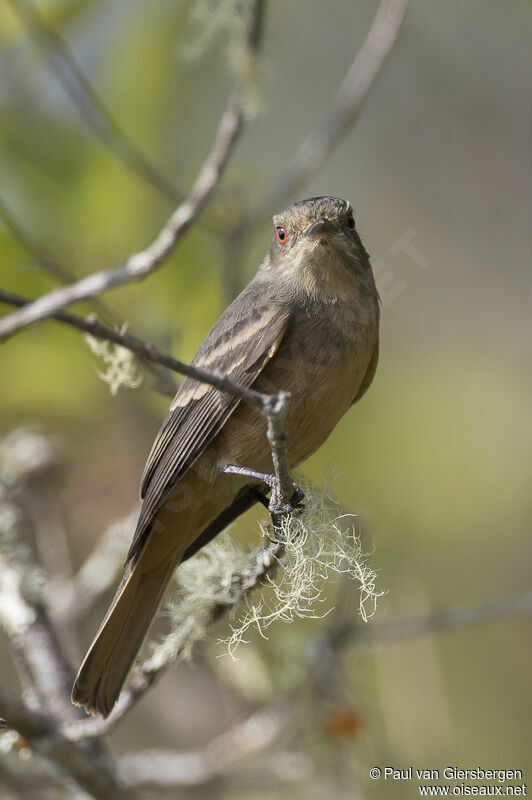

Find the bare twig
[[332, 591, 532, 647], [219, 0, 409, 301], [264, 391, 294, 514], [0, 0, 265, 341], [0, 687, 137, 800], [117, 706, 291, 789], [0, 194, 177, 393], [0, 444, 141, 800], [243, 0, 410, 229], [0, 288, 266, 405], [0, 284, 176, 401], [63, 535, 284, 740], [6, 0, 181, 203], [56, 591, 532, 787], [0, 288, 295, 513], [0, 430, 83, 716], [0, 93, 240, 338], [0, 755, 59, 800], [106, 591, 532, 788], [0, 512, 75, 718], [305, 589, 532, 724]]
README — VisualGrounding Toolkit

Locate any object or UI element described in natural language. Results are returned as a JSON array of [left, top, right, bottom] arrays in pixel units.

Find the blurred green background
[[0, 0, 531, 797]]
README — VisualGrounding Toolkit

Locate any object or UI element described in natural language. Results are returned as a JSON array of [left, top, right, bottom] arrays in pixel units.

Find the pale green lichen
[[220, 481, 383, 659], [85, 324, 142, 395], [162, 531, 256, 662], [164, 478, 383, 662]]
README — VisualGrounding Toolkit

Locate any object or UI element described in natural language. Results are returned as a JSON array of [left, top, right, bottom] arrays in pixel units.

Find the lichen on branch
[[163, 477, 384, 662]]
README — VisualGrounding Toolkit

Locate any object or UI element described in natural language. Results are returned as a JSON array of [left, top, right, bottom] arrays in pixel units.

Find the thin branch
[[0, 445, 140, 799], [117, 706, 290, 789], [243, 0, 410, 234], [63, 534, 284, 740], [0, 93, 240, 338], [0, 290, 294, 736], [265, 391, 294, 513], [0, 429, 87, 716], [219, 0, 409, 300], [0, 288, 266, 408], [6, 0, 181, 203], [329, 591, 532, 648], [0, 522, 75, 719], [0, 205, 177, 395], [0, 687, 137, 800], [0, 288, 295, 515], [0, 755, 59, 800], [79, 591, 532, 773], [0, 0, 265, 341]]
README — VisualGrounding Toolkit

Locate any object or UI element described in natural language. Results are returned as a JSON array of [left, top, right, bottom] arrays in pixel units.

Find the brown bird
[[71, 196, 380, 717]]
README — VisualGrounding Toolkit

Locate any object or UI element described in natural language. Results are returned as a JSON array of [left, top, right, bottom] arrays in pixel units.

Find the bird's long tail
[[71, 544, 183, 718]]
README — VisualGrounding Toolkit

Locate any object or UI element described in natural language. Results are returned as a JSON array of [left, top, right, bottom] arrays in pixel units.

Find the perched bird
[[72, 196, 380, 717]]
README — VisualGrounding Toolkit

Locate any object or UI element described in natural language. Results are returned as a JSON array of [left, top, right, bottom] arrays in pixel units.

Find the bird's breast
[[211, 293, 379, 474]]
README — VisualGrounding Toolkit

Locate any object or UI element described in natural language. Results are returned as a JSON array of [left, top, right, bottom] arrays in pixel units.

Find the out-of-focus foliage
[[0, 0, 531, 797]]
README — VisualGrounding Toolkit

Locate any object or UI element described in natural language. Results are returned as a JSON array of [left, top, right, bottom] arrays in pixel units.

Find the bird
[[71, 195, 380, 717]]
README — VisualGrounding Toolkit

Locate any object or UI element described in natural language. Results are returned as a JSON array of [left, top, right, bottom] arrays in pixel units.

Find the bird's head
[[261, 196, 373, 297]]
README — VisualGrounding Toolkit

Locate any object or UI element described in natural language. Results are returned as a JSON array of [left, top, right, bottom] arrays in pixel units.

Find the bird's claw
[[219, 464, 305, 517], [268, 483, 305, 517]]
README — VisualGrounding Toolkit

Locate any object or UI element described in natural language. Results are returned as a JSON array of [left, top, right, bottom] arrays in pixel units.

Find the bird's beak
[[304, 217, 336, 240]]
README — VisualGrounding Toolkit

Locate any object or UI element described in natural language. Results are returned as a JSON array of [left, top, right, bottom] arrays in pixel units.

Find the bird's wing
[[128, 288, 290, 564]]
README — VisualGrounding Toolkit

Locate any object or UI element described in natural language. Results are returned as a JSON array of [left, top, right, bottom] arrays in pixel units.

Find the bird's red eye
[[347, 215, 356, 230], [276, 226, 287, 244]]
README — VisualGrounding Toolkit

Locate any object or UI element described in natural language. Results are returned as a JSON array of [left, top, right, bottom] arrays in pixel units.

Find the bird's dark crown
[[272, 196, 351, 233]]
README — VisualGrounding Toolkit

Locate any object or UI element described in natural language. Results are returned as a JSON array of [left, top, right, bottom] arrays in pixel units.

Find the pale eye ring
[[276, 226, 287, 244]]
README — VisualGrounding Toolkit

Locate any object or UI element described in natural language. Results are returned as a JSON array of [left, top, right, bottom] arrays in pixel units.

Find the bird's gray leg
[[218, 464, 305, 515]]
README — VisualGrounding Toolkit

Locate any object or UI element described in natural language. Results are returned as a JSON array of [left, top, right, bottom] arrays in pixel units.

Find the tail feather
[[72, 551, 181, 718]]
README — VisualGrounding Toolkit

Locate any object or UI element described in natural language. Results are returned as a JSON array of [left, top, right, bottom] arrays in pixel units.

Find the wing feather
[[128, 284, 290, 564]]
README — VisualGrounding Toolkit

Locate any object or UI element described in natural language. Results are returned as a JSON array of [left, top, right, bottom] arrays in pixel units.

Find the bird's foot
[[218, 464, 305, 517], [268, 483, 305, 517]]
